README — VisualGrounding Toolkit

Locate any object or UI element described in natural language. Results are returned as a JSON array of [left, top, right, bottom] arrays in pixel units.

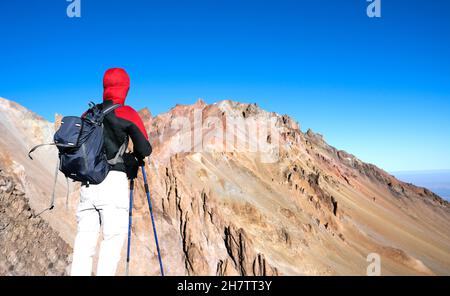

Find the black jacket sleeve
[[126, 111, 152, 160]]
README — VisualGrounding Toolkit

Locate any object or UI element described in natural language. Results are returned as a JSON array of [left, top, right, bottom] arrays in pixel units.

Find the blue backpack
[[29, 102, 127, 211]]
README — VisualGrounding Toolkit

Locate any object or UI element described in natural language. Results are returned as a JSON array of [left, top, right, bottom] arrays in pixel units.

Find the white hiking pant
[[70, 171, 129, 276]]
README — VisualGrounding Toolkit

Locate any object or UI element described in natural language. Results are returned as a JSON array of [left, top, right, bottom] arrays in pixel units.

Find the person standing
[[70, 68, 151, 276]]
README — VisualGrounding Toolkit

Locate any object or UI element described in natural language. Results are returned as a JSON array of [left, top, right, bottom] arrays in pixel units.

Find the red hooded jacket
[[101, 68, 151, 172]]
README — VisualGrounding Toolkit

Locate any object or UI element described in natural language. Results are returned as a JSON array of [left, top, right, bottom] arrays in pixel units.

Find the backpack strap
[[103, 103, 122, 114], [65, 177, 70, 210], [48, 160, 70, 212], [49, 157, 60, 210], [108, 139, 128, 166], [33, 158, 60, 217], [102, 103, 128, 166], [28, 143, 56, 160], [100, 103, 123, 121], [82, 103, 123, 125]]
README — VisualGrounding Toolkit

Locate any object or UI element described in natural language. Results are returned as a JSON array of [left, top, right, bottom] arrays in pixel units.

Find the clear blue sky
[[1, 0, 449, 172]]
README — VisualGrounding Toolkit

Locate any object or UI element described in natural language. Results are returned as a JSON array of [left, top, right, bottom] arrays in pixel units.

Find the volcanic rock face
[[0, 96, 449, 276], [0, 171, 71, 275]]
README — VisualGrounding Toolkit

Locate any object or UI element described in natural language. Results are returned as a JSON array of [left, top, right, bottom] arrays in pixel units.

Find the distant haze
[[392, 170, 450, 201]]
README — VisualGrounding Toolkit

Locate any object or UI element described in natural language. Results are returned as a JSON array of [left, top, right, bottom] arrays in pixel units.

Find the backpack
[[28, 102, 128, 212]]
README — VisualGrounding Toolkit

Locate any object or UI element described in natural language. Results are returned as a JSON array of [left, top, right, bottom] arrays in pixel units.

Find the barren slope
[[0, 97, 449, 275]]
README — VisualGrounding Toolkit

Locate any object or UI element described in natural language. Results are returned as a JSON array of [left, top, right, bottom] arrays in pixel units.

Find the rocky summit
[[0, 97, 449, 275]]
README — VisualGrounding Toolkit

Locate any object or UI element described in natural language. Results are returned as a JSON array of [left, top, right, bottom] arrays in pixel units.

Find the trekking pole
[[126, 179, 135, 276], [141, 165, 165, 276]]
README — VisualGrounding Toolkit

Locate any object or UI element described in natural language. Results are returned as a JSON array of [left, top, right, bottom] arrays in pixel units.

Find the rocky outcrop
[[0, 97, 450, 276], [0, 171, 71, 276], [223, 226, 278, 276], [155, 156, 280, 276]]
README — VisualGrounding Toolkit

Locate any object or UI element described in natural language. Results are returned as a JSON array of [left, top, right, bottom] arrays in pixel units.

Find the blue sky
[[1, 0, 449, 172]]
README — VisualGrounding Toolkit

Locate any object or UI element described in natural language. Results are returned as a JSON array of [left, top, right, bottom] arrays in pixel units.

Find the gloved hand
[[134, 153, 146, 166], [123, 153, 139, 180]]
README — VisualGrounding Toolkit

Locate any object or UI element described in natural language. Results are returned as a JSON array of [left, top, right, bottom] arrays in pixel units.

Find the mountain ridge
[[0, 96, 449, 275]]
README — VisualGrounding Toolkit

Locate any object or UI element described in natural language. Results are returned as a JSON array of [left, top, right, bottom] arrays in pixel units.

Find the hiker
[[70, 68, 152, 276]]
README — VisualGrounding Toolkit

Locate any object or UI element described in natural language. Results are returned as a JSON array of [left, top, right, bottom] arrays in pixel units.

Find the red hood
[[103, 68, 130, 105]]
